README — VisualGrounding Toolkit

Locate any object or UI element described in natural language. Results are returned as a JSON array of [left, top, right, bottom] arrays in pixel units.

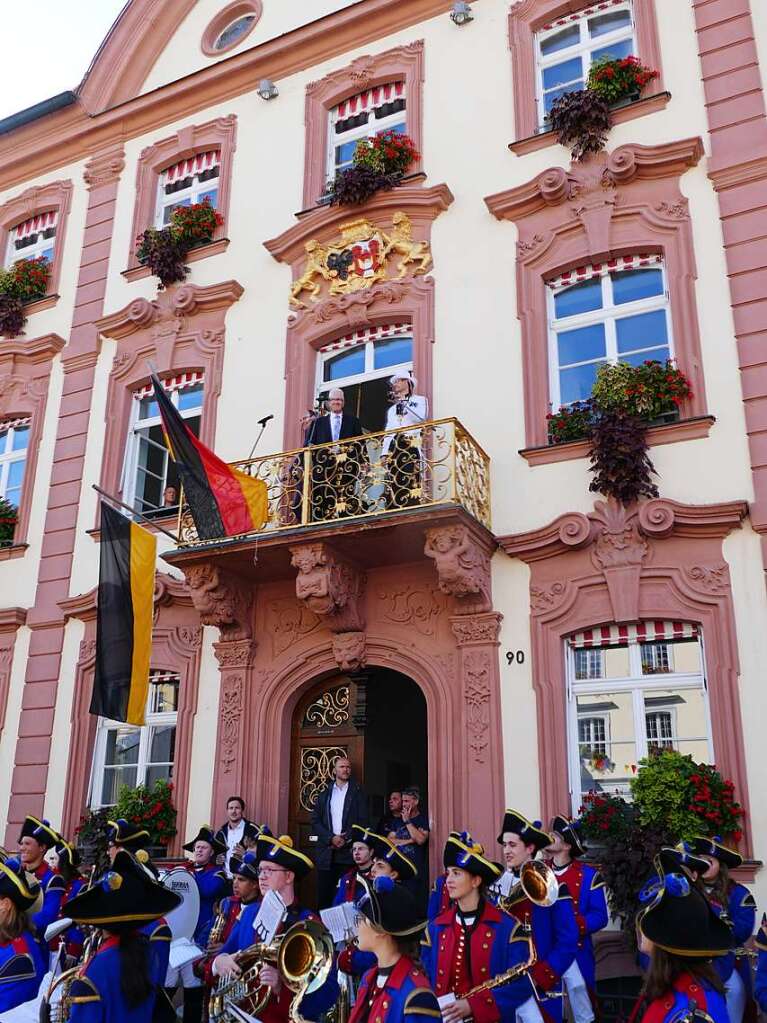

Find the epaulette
[[215, 870, 228, 882], [557, 882, 573, 900], [69, 975, 101, 1004], [149, 921, 172, 942], [403, 988, 441, 1017], [0, 951, 35, 983], [47, 874, 67, 893], [590, 871, 606, 891], [420, 927, 432, 948], [508, 919, 529, 942]]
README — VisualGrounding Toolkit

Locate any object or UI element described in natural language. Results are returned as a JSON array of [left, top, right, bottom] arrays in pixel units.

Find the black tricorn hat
[[368, 833, 417, 881], [0, 857, 42, 912], [54, 839, 82, 872], [685, 835, 743, 870], [64, 849, 181, 932], [255, 833, 314, 879], [669, 844, 710, 877], [550, 815, 587, 857], [183, 825, 227, 856], [107, 818, 151, 850], [639, 854, 732, 957], [350, 825, 378, 849], [443, 832, 501, 885], [18, 815, 59, 849], [358, 875, 427, 936], [497, 809, 552, 851], [232, 851, 260, 883]]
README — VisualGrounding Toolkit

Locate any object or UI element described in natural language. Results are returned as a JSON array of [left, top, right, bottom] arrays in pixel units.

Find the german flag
[[151, 375, 268, 541], [91, 502, 156, 726]]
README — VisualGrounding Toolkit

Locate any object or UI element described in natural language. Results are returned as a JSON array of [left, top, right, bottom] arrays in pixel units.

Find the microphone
[[257, 413, 274, 428]]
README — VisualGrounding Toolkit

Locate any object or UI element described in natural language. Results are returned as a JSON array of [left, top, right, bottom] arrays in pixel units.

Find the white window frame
[[641, 641, 672, 674], [577, 713, 609, 756], [154, 164, 220, 229], [645, 706, 676, 750], [5, 220, 56, 269], [121, 384, 203, 515], [0, 422, 30, 511], [89, 676, 179, 809], [535, 1, 636, 128], [547, 263, 674, 410], [566, 634, 713, 813], [326, 88, 407, 182], [316, 333, 414, 399], [574, 647, 604, 680]]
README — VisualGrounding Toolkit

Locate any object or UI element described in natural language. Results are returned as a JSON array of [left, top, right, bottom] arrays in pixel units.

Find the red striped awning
[[162, 150, 221, 184], [320, 322, 411, 355], [0, 416, 31, 435], [149, 669, 181, 684], [133, 371, 204, 401], [334, 82, 405, 120], [547, 254, 662, 290], [541, 0, 626, 31], [13, 211, 57, 240], [568, 621, 699, 649]]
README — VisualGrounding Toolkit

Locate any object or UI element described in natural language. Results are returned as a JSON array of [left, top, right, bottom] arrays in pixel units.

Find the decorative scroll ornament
[[220, 673, 244, 774], [379, 585, 445, 636], [290, 213, 432, 309], [299, 746, 347, 811], [450, 612, 502, 646], [303, 685, 350, 730], [464, 651, 491, 764]]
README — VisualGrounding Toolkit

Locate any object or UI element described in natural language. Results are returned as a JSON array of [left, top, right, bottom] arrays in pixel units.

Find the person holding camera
[[381, 373, 428, 509]]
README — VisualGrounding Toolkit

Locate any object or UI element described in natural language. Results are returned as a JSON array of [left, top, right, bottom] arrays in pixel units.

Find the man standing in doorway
[[376, 790, 403, 836], [388, 786, 430, 910], [214, 796, 263, 876], [311, 756, 368, 908]]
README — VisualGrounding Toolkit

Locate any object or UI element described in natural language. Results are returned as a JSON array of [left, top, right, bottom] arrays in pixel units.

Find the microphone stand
[[248, 415, 274, 460]]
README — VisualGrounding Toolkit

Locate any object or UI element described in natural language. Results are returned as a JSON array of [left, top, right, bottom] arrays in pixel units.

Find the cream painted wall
[[0, 625, 30, 838], [185, 626, 223, 830], [748, 0, 767, 105], [140, 0, 360, 96], [44, 617, 85, 828]]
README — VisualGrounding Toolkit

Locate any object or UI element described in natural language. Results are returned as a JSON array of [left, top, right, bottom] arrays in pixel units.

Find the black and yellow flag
[[91, 501, 156, 725]]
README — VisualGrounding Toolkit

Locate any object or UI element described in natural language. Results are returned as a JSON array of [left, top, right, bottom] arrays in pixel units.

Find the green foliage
[[587, 55, 659, 104], [135, 199, 222, 287], [546, 400, 594, 444], [591, 360, 692, 420], [0, 496, 18, 546], [630, 750, 744, 841], [115, 777, 177, 849], [75, 807, 113, 876]]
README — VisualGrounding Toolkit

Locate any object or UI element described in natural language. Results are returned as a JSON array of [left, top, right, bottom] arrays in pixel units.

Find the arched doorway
[[288, 668, 427, 907]]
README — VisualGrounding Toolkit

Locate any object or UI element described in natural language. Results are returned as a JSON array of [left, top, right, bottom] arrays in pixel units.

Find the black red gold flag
[[151, 374, 268, 541], [91, 501, 156, 725]]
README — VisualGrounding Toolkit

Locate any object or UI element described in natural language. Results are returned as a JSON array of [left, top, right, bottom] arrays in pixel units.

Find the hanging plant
[[0, 495, 18, 546], [328, 130, 420, 207], [548, 90, 612, 160], [587, 54, 659, 105], [0, 294, 26, 338], [135, 199, 223, 288], [588, 408, 659, 504], [0, 256, 52, 337]]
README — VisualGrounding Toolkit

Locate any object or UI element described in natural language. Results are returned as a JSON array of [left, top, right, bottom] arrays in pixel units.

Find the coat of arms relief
[[290, 212, 432, 309]]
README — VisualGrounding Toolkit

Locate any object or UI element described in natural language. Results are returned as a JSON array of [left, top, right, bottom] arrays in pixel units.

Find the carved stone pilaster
[[83, 145, 126, 189], [212, 639, 258, 780], [332, 631, 367, 673], [183, 563, 253, 640], [289, 542, 366, 632], [450, 612, 503, 647], [424, 525, 491, 614]]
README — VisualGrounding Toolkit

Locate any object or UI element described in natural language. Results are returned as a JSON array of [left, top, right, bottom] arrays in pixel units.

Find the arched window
[[566, 621, 712, 811]]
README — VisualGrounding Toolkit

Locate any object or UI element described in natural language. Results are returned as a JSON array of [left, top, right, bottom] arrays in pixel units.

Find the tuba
[[39, 928, 101, 1023], [210, 918, 335, 1023], [498, 859, 560, 915]]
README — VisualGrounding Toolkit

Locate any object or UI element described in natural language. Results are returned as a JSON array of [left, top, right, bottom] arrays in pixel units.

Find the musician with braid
[[0, 857, 46, 1014], [545, 816, 608, 1023], [497, 810, 578, 1023], [420, 832, 532, 1023], [18, 815, 67, 947], [682, 836, 756, 1023], [636, 853, 731, 1023], [212, 832, 338, 1022]]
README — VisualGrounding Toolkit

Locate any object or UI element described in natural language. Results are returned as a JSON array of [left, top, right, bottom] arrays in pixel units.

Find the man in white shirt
[[214, 796, 262, 876], [310, 756, 369, 908]]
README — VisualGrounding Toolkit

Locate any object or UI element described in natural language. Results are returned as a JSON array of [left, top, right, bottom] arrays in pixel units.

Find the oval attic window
[[202, 2, 263, 56], [214, 14, 256, 51]]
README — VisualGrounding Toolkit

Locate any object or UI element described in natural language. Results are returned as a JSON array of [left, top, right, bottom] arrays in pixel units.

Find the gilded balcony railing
[[177, 417, 491, 546]]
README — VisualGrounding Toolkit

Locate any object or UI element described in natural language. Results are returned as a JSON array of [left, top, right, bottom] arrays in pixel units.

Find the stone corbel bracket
[[289, 541, 366, 633], [183, 562, 254, 640], [424, 523, 494, 615]]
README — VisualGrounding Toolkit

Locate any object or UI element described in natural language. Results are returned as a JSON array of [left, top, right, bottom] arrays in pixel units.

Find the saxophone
[[461, 935, 537, 999]]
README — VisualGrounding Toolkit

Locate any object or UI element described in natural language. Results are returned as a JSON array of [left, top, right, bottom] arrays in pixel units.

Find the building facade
[[0, 0, 766, 920]]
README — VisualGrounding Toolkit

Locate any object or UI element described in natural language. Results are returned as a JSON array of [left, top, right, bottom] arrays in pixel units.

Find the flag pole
[[92, 485, 180, 543]]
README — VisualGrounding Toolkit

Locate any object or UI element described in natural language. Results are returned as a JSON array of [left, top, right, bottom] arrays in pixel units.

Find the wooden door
[[288, 675, 364, 907]]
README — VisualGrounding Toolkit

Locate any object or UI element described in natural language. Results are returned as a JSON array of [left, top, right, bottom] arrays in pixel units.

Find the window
[[548, 257, 672, 408], [0, 418, 30, 542], [536, 1, 635, 125], [328, 83, 407, 182], [155, 152, 220, 228], [5, 211, 56, 270], [213, 14, 256, 51], [91, 671, 179, 807], [122, 376, 203, 516], [567, 623, 712, 809], [316, 324, 413, 433]]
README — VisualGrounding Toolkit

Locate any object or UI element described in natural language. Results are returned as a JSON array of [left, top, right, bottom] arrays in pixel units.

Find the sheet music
[[252, 889, 287, 944], [319, 901, 358, 943]]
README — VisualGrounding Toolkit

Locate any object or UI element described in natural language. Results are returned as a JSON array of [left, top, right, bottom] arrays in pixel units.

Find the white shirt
[[331, 413, 342, 442], [381, 394, 428, 454], [224, 820, 245, 874], [330, 781, 348, 835]]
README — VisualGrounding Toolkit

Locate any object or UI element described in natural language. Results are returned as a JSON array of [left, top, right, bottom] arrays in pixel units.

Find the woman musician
[[0, 857, 46, 1015], [381, 373, 428, 510]]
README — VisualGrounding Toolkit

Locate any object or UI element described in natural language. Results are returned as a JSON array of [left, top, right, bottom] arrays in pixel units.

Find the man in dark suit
[[304, 388, 365, 521], [310, 755, 369, 908]]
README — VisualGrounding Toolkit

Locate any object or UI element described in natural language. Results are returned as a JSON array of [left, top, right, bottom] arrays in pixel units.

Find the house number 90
[[506, 650, 525, 665]]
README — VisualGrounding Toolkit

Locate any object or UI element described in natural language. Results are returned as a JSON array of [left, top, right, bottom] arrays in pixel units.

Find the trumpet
[[210, 918, 334, 1023], [208, 906, 228, 948], [497, 859, 560, 916]]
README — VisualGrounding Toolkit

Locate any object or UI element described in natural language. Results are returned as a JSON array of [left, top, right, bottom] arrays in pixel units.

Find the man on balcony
[[304, 388, 365, 521]]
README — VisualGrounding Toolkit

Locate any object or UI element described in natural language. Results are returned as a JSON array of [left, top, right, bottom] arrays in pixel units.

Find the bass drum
[[162, 866, 203, 969]]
